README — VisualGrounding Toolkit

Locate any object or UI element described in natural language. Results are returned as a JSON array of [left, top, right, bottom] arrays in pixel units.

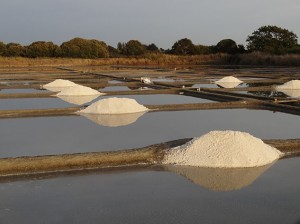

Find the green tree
[[3, 43, 25, 57], [121, 40, 146, 56], [171, 38, 196, 55], [246, 25, 298, 54], [0, 41, 5, 56], [26, 41, 59, 58], [216, 39, 239, 54], [60, 37, 109, 58]]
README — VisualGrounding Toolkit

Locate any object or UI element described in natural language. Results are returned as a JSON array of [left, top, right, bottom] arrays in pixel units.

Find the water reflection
[[79, 111, 147, 127], [165, 164, 273, 191], [57, 95, 100, 105]]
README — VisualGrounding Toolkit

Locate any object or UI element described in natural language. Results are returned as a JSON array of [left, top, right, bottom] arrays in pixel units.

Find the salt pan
[[163, 130, 282, 168]]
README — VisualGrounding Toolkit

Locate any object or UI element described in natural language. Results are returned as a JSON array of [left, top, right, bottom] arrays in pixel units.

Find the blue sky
[[1, 0, 299, 49]]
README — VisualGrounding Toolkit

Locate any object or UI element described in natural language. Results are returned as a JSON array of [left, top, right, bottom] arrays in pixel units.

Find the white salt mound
[[215, 76, 242, 84], [43, 79, 77, 88], [216, 82, 241, 89], [57, 95, 100, 105], [56, 85, 103, 96], [80, 111, 146, 127], [163, 130, 282, 168], [78, 97, 149, 114], [43, 79, 79, 92], [276, 80, 300, 90]]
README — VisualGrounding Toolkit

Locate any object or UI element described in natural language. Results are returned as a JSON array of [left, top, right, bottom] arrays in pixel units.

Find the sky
[[0, 0, 300, 49]]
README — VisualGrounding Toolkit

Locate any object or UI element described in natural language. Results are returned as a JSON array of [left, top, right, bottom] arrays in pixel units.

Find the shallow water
[[0, 98, 74, 110], [100, 94, 213, 105], [101, 86, 131, 91], [0, 158, 299, 224], [0, 88, 46, 94], [0, 109, 299, 158]]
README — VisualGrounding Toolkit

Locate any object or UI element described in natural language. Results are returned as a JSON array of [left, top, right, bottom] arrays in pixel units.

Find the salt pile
[[276, 80, 300, 97], [165, 164, 272, 191], [78, 97, 149, 114], [57, 95, 100, 105], [276, 80, 300, 90], [80, 111, 146, 127], [43, 79, 78, 92], [163, 130, 282, 168], [215, 76, 242, 88], [56, 85, 103, 96]]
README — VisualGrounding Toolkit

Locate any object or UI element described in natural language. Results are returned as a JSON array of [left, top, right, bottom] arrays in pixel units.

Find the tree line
[[0, 25, 300, 58]]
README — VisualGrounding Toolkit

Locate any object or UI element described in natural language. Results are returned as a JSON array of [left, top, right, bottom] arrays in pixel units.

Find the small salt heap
[[78, 97, 149, 114], [215, 76, 243, 88], [42, 79, 78, 92], [163, 130, 282, 168], [80, 112, 146, 127], [57, 95, 100, 105], [56, 85, 103, 96], [276, 80, 300, 97]]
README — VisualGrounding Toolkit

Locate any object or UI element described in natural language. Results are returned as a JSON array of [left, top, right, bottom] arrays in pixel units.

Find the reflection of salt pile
[[56, 85, 103, 96], [276, 80, 300, 97], [163, 131, 282, 168], [78, 97, 149, 114], [215, 76, 242, 88], [43, 79, 78, 92], [57, 95, 100, 105], [165, 164, 272, 191], [80, 112, 146, 127]]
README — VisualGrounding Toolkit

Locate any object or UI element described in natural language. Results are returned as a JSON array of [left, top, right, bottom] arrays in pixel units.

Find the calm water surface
[[0, 158, 299, 224], [0, 109, 299, 158]]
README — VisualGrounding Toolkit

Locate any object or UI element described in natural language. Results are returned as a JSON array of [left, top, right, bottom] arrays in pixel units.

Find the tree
[[26, 41, 59, 58], [3, 43, 25, 57], [60, 38, 109, 58], [246, 25, 298, 54], [121, 40, 146, 56], [216, 39, 239, 54], [146, 43, 160, 52], [171, 38, 196, 55]]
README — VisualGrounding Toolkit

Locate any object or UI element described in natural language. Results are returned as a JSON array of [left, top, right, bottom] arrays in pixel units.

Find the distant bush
[[118, 40, 146, 56], [171, 38, 196, 55], [215, 39, 239, 54], [0, 41, 5, 56], [3, 43, 26, 57], [25, 41, 59, 58], [60, 38, 109, 58]]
